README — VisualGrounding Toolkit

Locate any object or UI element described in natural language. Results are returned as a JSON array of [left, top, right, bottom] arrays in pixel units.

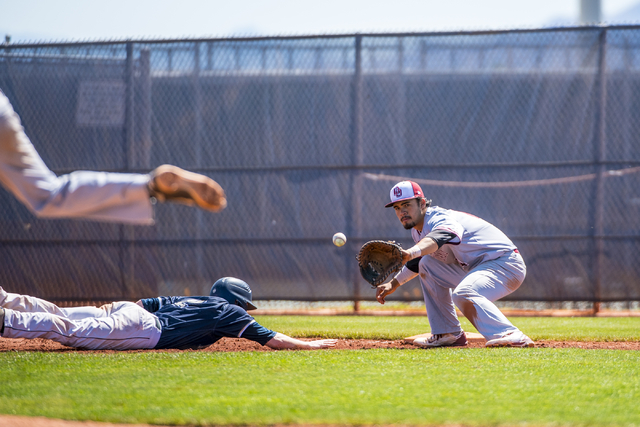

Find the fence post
[[593, 29, 608, 314], [193, 42, 203, 168], [350, 35, 364, 312], [138, 49, 152, 169], [122, 42, 136, 299], [125, 42, 135, 170], [193, 42, 205, 291]]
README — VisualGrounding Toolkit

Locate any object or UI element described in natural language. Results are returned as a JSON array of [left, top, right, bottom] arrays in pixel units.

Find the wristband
[[408, 246, 421, 260]]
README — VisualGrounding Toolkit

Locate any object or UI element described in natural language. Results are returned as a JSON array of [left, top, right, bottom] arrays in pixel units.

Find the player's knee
[[452, 286, 476, 304], [29, 178, 75, 217]]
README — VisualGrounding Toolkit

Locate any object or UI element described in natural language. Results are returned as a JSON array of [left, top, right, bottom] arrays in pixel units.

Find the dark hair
[[414, 198, 431, 208]]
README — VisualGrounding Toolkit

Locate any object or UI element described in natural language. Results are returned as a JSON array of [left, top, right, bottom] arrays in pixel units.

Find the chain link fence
[[1, 26, 639, 305]]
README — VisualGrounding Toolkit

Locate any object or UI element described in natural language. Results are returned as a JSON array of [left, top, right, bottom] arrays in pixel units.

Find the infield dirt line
[[1, 337, 639, 352]]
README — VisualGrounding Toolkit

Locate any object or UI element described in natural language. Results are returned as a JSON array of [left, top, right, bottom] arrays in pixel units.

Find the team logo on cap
[[385, 180, 425, 208]]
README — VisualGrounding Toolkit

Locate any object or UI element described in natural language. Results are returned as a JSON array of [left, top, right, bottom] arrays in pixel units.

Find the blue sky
[[2, 0, 640, 44]]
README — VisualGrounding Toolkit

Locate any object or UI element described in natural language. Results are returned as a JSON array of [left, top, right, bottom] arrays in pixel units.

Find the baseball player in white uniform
[[376, 181, 534, 348], [0, 89, 226, 224]]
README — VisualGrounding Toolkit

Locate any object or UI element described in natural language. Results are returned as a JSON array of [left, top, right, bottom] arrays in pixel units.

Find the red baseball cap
[[385, 181, 424, 208]]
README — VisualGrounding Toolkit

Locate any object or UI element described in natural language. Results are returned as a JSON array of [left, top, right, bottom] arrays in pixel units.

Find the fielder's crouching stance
[[377, 181, 534, 348], [0, 278, 337, 351]]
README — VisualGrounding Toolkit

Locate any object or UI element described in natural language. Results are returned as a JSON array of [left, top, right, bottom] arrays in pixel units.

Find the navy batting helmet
[[210, 277, 258, 311]]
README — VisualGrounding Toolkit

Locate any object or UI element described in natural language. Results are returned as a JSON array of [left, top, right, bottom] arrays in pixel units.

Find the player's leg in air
[[0, 89, 226, 224]]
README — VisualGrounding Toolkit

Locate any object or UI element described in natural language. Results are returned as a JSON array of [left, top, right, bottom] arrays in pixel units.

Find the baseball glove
[[356, 240, 404, 288]]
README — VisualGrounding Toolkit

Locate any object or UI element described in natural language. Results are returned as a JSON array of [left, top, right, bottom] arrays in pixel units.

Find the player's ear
[[419, 198, 430, 213]]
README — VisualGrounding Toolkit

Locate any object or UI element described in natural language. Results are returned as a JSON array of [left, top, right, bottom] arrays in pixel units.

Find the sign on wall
[[76, 80, 125, 127]]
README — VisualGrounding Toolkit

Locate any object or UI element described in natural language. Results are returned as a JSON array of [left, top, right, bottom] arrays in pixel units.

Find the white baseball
[[332, 232, 347, 247]]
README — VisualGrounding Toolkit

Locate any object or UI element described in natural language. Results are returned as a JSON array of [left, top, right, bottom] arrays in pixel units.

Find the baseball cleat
[[413, 331, 467, 348], [149, 165, 227, 212], [485, 330, 534, 348]]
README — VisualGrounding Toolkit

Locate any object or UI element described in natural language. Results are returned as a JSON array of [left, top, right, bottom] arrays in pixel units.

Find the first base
[[403, 332, 485, 344]]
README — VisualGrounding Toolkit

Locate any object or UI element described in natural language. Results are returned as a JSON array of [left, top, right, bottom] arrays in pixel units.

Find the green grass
[[1, 316, 640, 426]]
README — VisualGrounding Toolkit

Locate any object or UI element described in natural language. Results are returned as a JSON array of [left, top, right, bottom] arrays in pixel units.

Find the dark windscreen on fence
[[1, 27, 639, 303]]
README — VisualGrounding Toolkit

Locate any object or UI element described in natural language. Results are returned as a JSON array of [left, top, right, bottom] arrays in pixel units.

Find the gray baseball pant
[[0, 287, 161, 350], [418, 251, 526, 341]]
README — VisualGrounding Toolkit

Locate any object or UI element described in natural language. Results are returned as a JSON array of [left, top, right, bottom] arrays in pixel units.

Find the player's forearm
[[393, 267, 418, 287], [404, 237, 439, 261], [265, 333, 315, 350]]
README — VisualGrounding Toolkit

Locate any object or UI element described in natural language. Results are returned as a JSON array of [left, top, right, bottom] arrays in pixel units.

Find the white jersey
[[412, 206, 517, 271]]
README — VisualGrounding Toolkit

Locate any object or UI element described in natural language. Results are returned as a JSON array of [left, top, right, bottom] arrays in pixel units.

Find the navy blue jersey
[[140, 296, 276, 350]]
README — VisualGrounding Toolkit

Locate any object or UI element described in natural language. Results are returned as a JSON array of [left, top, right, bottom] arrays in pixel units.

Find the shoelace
[[428, 334, 445, 343]]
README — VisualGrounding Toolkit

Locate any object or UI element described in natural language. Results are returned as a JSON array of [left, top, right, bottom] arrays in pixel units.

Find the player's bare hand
[[376, 280, 399, 305], [306, 339, 338, 349], [135, 300, 143, 307]]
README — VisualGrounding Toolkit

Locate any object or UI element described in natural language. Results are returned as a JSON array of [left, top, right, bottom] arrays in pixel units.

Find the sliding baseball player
[[0, 278, 337, 351]]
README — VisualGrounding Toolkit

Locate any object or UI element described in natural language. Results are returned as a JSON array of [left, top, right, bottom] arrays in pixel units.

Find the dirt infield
[[2, 336, 640, 352]]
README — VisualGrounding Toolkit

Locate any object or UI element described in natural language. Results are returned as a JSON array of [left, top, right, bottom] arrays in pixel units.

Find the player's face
[[392, 198, 425, 230]]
